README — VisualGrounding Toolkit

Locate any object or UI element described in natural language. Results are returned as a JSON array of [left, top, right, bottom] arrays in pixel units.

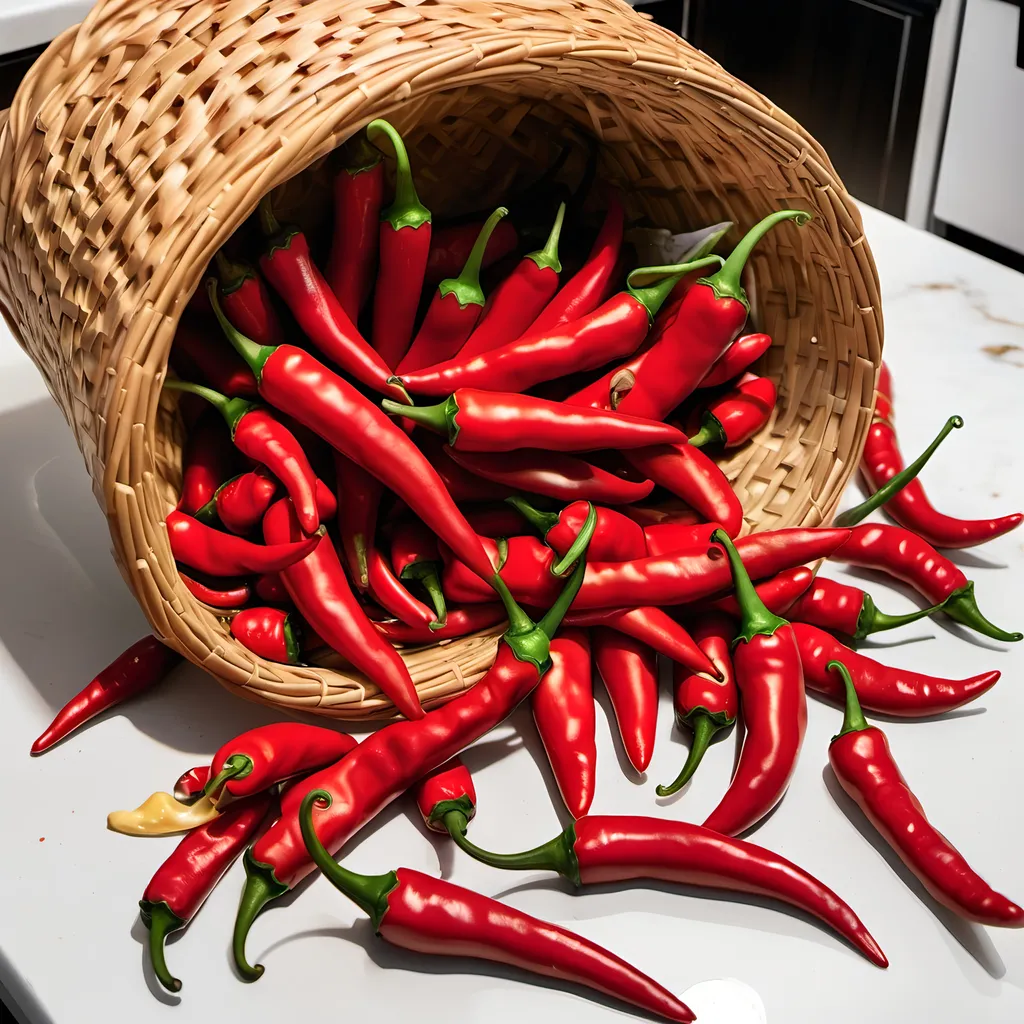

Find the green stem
[[214, 250, 255, 295], [298, 791, 398, 931], [699, 210, 811, 307], [232, 850, 289, 981], [341, 129, 382, 175], [656, 713, 719, 797], [139, 900, 185, 993], [203, 753, 253, 798], [207, 278, 276, 380], [711, 529, 787, 643], [943, 582, 1022, 643], [525, 202, 565, 273], [420, 569, 448, 629], [162, 379, 253, 434], [489, 572, 536, 639], [626, 255, 725, 320], [366, 119, 431, 231], [442, 810, 581, 886], [505, 495, 559, 539], [854, 595, 947, 641], [830, 660, 869, 739], [438, 207, 508, 308], [258, 195, 281, 238], [835, 415, 964, 527], [687, 412, 724, 449], [382, 396, 454, 440], [538, 507, 594, 639], [549, 501, 597, 577], [283, 615, 301, 664]]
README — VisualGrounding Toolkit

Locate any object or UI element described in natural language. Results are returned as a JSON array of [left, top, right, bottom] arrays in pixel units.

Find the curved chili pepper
[[390, 389, 688, 453], [831, 523, 1022, 642], [593, 628, 658, 774], [398, 256, 724, 398], [689, 373, 777, 448], [705, 565, 815, 618], [397, 208, 509, 373], [528, 195, 624, 336], [199, 468, 279, 535], [204, 722, 358, 804], [333, 452, 381, 591], [702, 531, 807, 837], [165, 380, 320, 535], [230, 606, 305, 664], [140, 794, 272, 991], [232, 527, 592, 978], [458, 203, 566, 358], [30, 637, 181, 755], [263, 497, 424, 721], [372, 604, 507, 644], [167, 509, 322, 577], [178, 408, 236, 516], [508, 496, 648, 562], [367, 547, 440, 629], [414, 757, 477, 833], [445, 448, 655, 505], [828, 660, 1022, 925], [210, 282, 498, 585], [624, 442, 744, 538], [657, 613, 738, 796], [173, 765, 212, 804], [619, 500, 701, 529], [532, 629, 597, 818], [425, 218, 519, 285], [462, 504, 533, 538], [170, 312, 259, 398], [437, 813, 886, 968], [414, 431, 512, 503], [787, 575, 944, 639], [298, 792, 695, 1022], [179, 571, 251, 610], [390, 518, 448, 626], [793, 622, 1000, 716], [699, 332, 772, 389], [326, 130, 384, 321], [254, 572, 289, 604], [367, 119, 433, 369], [214, 252, 285, 347]]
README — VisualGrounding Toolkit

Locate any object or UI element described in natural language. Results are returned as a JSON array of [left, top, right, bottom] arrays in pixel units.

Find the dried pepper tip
[[625, 255, 725, 320], [853, 594, 947, 641], [710, 529, 788, 643], [438, 207, 509, 309], [203, 753, 253, 800], [835, 415, 964, 527], [943, 582, 1022, 643], [366, 119, 431, 232], [700, 209, 812, 308], [656, 711, 724, 797], [213, 250, 256, 295], [162, 378, 254, 434], [828, 660, 870, 741], [298, 791, 398, 932], [504, 495, 560, 538], [207, 278, 277, 380], [139, 899, 185, 993], [232, 848, 290, 981], [524, 201, 565, 274]]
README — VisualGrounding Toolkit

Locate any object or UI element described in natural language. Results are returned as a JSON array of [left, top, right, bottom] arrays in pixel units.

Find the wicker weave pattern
[[0, 0, 881, 719]]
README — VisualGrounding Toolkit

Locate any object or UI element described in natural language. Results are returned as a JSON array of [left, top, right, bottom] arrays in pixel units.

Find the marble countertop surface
[[0, 202, 1022, 1024]]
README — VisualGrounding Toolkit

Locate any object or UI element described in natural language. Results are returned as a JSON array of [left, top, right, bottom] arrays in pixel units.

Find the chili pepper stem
[[139, 899, 185, 993], [163, 378, 253, 433], [421, 572, 449, 629], [855, 595, 947, 640], [258, 196, 282, 238], [505, 495, 559, 537], [299, 791, 399, 930], [836, 415, 964, 527], [203, 754, 253, 800], [207, 279, 276, 379], [526, 202, 565, 273], [233, 850, 289, 980], [340, 129, 381, 175], [943, 582, 1022, 643], [367, 119, 431, 231], [214, 250, 254, 294], [625, 255, 725, 320], [439, 207, 509, 308], [687, 414, 725, 449], [656, 713, 720, 797], [382, 395, 455, 438], [711, 529, 788, 642], [830, 661, 869, 739]]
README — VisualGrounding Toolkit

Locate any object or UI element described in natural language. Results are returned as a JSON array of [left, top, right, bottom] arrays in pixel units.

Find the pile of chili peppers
[[32, 119, 1024, 1016]]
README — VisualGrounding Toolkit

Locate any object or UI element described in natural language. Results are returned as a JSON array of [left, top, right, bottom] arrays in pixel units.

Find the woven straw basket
[[0, 0, 882, 720]]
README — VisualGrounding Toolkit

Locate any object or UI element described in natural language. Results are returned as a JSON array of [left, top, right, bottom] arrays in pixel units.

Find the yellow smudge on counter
[[107, 791, 221, 836]]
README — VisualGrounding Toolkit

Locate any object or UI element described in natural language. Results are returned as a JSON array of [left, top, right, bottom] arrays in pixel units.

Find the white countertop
[[0, 203, 1022, 1024]]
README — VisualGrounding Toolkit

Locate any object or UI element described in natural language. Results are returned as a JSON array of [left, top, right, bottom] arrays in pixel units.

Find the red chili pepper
[[233, 534, 592, 977], [389, 518, 448, 626], [333, 452, 382, 591], [30, 637, 181, 754], [167, 509, 322, 577], [593, 628, 658, 774], [701, 531, 807, 837], [793, 623, 1000, 716], [397, 208, 509, 373], [704, 565, 815, 618], [414, 430, 512, 503], [254, 572, 289, 604], [425, 218, 518, 286], [619, 500, 701, 529], [178, 408, 236, 515], [528, 195, 624, 336], [368, 119, 433, 369], [698, 332, 772, 389], [438, 813, 886, 968], [299, 793, 695, 1022], [179, 571, 251, 610], [230, 606, 305, 664], [657, 613, 738, 796], [204, 722, 358, 803], [214, 252, 285, 346], [326, 130, 384, 321], [373, 604, 507, 644], [263, 497, 424, 720], [170, 312, 259, 398], [398, 256, 723, 398], [445, 448, 655, 506], [367, 547, 440, 629], [831, 523, 1021, 643], [257, 198, 405, 399], [390, 388, 688, 453], [414, 757, 477, 833], [461, 504, 533, 538], [210, 282, 499, 585], [457, 203, 566, 358], [166, 380, 321, 534], [828, 660, 1023, 926], [624, 443, 744, 538], [508, 496, 648, 562], [689, 373, 777, 448], [787, 575, 943, 639], [198, 468, 279, 535], [531, 629, 597, 818], [141, 794, 272, 991]]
